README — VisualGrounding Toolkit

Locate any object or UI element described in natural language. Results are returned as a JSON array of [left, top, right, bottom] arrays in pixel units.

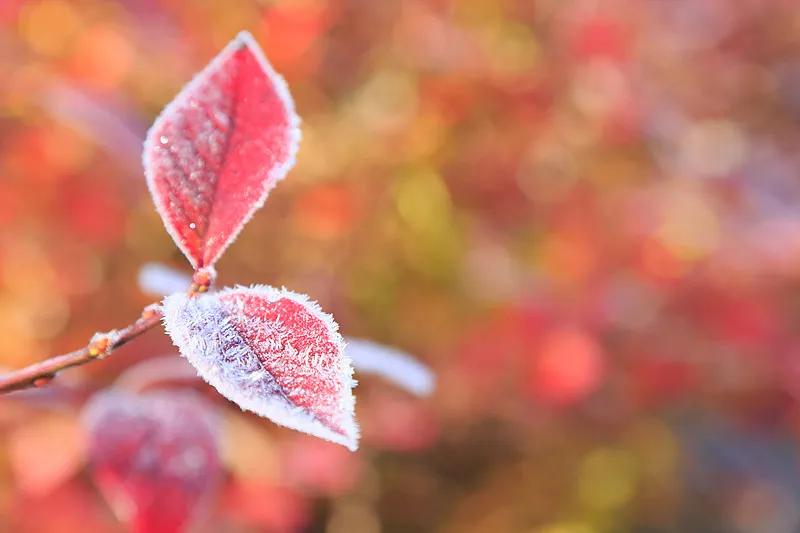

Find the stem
[[0, 304, 163, 394]]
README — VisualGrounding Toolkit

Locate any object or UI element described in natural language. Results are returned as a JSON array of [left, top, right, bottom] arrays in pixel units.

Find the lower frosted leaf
[[161, 285, 359, 451], [81, 390, 222, 533]]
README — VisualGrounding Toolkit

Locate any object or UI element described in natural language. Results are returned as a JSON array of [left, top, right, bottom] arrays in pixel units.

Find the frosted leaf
[[161, 285, 359, 451], [81, 389, 222, 533], [345, 338, 436, 397], [144, 31, 301, 269], [138, 263, 193, 297]]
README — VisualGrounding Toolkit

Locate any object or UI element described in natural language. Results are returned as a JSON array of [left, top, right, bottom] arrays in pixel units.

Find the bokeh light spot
[[395, 166, 452, 235], [354, 70, 419, 133], [293, 184, 355, 240], [529, 326, 605, 406], [657, 192, 719, 261], [578, 447, 638, 510], [679, 119, 748, 178], [68, 25, 133, 90], [481, 21, 541, 79], [19, 0, 81, 57]]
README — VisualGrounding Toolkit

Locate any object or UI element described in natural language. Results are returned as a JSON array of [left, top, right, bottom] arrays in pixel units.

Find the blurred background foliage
[[2, 0, 800, 532]]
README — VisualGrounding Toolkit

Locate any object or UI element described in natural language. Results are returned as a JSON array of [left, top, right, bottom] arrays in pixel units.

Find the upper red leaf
[[160, 285, 359, 451], [82, 390, 223, 533], [144, 31, 300, 269]]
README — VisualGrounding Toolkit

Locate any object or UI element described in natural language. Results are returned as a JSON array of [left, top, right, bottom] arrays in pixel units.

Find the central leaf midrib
[[197, 56, 243, 265]]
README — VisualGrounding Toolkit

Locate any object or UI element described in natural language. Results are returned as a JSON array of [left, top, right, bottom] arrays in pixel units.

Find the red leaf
[[144, 32, 300, 269], [161, 285, 359, 451], [82, 390, 223, 533]]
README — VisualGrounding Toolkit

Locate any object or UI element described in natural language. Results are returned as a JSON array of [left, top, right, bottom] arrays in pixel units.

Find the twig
[[0, 305, 163, 394]]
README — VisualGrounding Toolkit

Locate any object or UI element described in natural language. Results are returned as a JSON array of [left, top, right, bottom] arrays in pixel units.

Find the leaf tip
[[143, 30, 302, 270], [233, 30, 257, 50]]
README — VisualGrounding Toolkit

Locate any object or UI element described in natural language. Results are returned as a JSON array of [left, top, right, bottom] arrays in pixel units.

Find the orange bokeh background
[[2, 0, 800, 532]]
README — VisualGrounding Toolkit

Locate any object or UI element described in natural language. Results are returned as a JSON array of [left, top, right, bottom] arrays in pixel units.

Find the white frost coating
[[161, 285, 359, 451], [143, 31, 302, 268], [345, 338, 436, 397], [137, 263, 193, 297]]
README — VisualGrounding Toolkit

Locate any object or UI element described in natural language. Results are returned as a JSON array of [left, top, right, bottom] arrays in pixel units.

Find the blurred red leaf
[[144, 31, 300, 269], [82, 390, 222, 533], [161, 285, 359, 450]]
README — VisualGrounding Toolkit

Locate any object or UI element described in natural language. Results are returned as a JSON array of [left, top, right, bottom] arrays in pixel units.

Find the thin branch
[[0, 305, 163, 394]]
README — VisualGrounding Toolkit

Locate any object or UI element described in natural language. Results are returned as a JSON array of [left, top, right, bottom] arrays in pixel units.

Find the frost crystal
[[144, 31, 301, 269], [161, 285, 359, 451], [345, 338, 436, 397]]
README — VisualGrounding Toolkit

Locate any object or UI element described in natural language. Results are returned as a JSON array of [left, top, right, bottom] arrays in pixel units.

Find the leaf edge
[[143, 31, 302, 270]]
